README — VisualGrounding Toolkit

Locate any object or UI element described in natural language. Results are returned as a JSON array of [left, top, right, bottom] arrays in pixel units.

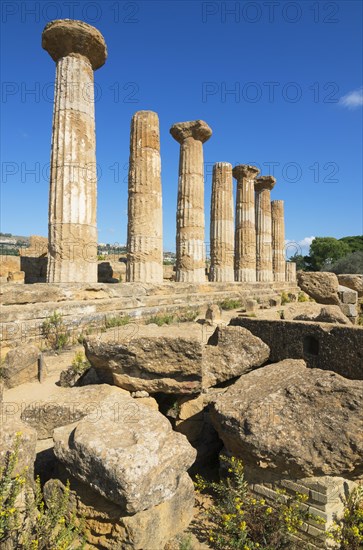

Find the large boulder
[[21, 384, 130, 439], [338, 274, 363, 297], [53, 395, 196, 513], [84, 324, 270, 393], [203, 326, 270, 387], [84, 324, 204, 394], [297, 271, 340, 305], [44, 471, 194, 550], [1, 344, 40, 389], [210, 360, 363, 479]]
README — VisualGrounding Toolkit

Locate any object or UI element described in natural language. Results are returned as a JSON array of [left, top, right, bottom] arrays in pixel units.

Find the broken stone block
[[2, 344, 40, 389]]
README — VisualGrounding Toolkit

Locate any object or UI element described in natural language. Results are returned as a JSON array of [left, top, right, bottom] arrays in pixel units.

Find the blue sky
[[1, 0, 362, 255]]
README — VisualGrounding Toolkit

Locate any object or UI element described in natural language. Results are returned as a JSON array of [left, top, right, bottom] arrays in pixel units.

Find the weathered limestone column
[[232, 164, 260, 282], [255, 176, 276, 282], [271, 200, 286, 282], [210, 162, 234, 282], [42, 20, 107, 283], [170, 120, 212, 282], [286, 261, 297, 283], [127, 111, 163, 282]]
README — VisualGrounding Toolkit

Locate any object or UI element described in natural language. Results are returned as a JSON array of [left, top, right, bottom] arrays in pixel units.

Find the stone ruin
[[1, 19, 362, 550], [39, 19, 291, 286]]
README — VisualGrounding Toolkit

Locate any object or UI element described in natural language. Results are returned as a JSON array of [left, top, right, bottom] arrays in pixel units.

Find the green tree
[[309, 237, 351, 271], [339, 236, 363, 253], [288, 254, 311, 271]]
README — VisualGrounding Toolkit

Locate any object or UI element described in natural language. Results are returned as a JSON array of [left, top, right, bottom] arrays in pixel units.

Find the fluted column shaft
[[127, 111, 163, 282], [233, 165, 260, 282], [170, 120, 212, 283], [255, 176, 276, 282], [271, 200, 286, 282], [42, 20, 107, 283], [210, 162, 234, 282]]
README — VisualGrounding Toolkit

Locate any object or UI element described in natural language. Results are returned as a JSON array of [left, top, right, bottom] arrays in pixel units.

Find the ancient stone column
[[210, 162, 234, 282], [286, 261, 297, 283], [255, 176, 276, 282], [271, 200, 286, 282], [232, 164, 260, 282], [42, 20, 107, 283], [170, 120, 212, 282], [127, 111, 163, 282]]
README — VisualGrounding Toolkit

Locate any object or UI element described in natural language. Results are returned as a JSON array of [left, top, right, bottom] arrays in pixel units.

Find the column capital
[[232, 164, 260, 181], [255, 175, 276, 192], [42, 19, 107, 70], [170, 120, 212, 144]]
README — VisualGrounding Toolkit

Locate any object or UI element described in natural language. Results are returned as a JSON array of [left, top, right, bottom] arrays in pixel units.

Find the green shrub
[[176, 309, 200, 323], [104, 315, 131, 329], [327, 484, 363, 549], [218, 299, 243, 311], [194, 455, 325, 549], [146, 314, 175, 326], [280, 292, 291, 306], [71, 351, 90, 375], [42, 312, 69, 351], [0, 434, 85, 549], [297, 291, 309, 302]]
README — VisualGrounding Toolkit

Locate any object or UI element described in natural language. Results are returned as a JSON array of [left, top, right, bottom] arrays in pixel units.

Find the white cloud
[[339, 87, 363, 109], [285, 236, 315, 257]]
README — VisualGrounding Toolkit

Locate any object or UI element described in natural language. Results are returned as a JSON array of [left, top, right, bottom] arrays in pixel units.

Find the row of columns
[[42, 19, 290, 285]]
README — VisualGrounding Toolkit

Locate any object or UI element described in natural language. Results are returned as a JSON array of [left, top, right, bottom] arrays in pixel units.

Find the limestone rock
[[297, 271, 340, 305], [59, 365, 100, 387], [44, 471, 194, 550], [7, 271, 25, 283], [338, 274, 363, 297], [53, 398, 196, 512], [84, 333, 204, 394], [0, 416, 37, 478], [205, 304, 222, 325], [285, 303, 351, 325], [2, 344, 39, 389], [338, 285, 358, 304], [203, 326, 270, 387], [210, 360, 363, 478], [21, 385, 130, 439]]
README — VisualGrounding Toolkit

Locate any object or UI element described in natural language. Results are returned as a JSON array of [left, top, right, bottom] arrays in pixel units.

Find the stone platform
[[0, 281, 298, 347]]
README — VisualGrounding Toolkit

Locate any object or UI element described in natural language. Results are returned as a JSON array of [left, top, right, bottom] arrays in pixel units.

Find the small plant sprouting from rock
[[0, 433, 85, 549], [176, 309, 200, 323], [280, 291, 291, 306], [218, 299, 243, 311], [146, 314, 175, 326], [42, 311, 69, 351], [194, 455, 325, 549], [297, 291, 309, 303], [71, 351, 91, 375], [327, 484, 363, 549], [104, 314, 131, 329]]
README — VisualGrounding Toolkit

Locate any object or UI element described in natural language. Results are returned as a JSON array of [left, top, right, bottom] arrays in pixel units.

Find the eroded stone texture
[[232, 165, 260, 282], [42, 20, 107, 283], [170, 120, 212, 282], [271, 200, 286, 282], [209, 162, 234, 282], [53, 401, 196, 513], [286, 261, 297, 283], [297, 271, 340, 305], [210, 360, 363, 478], [127, 111, 163, 283], [255, 176, 276, 282]]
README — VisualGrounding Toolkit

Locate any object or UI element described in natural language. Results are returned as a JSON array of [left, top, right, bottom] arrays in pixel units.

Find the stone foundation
[[229, 317, 363, 379], [0, 282, 297, 347]]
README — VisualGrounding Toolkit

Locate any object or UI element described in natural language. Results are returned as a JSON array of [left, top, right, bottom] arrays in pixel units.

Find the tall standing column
[[286, 262, 297, 283], [210, 162, 234, 282], [170, 120, 212, 282], [127, 111, 163, 282], [255, 176, 276, 282], [42, 20, 107, 283], [271, 200, 286, 282], [232, 164, 260, 282]]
